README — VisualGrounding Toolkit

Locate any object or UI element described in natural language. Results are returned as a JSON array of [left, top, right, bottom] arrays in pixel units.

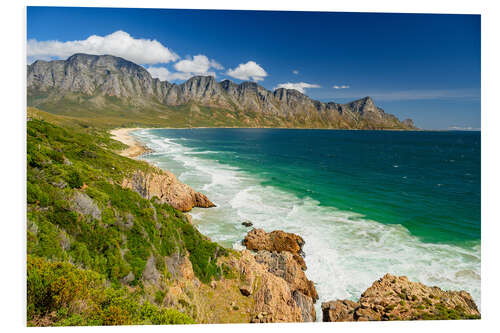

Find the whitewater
[[132, 129, 481, 320]]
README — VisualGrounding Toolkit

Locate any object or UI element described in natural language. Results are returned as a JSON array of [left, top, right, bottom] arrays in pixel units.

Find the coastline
[[109, 125, 480, 133], [110, 127, 152, 158], [108, 125, 481, 321]]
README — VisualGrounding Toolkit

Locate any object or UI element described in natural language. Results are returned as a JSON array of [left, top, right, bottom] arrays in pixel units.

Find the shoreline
[[110, 127, 152, 158], [109, 125, 481, 319], [110, 126, 479, 133]]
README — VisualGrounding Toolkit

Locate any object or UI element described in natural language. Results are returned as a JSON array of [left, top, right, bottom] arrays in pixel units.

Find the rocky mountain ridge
[[27, 53, 416, 129]]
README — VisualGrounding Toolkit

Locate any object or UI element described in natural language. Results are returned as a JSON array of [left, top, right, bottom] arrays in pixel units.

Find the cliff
[[27, 53, 416, 130]]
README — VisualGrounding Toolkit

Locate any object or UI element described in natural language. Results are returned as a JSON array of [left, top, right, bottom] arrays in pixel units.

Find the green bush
[[26, 118, 231, 325], [67, 170, 83, 189], [27, 256, 194, 326]]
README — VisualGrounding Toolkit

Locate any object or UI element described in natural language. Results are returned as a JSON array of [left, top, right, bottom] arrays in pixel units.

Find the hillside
[[26, 109, 320, 325], [26, 109, 481, 326], [27, 53, 416, 129]]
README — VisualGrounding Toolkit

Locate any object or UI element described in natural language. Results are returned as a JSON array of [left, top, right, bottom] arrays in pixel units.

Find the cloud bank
[[173, 54, 223, 77], [333, 85, 350, 89], [147, 54, 224, 81], [145, 66, 191, 81], [27, 30, 179, 64], [275, 82, 320, 94], [227, 61, 268, 81]]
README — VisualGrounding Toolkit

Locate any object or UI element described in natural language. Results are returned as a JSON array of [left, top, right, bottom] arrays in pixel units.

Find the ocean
[[132, 128, 481, 320]]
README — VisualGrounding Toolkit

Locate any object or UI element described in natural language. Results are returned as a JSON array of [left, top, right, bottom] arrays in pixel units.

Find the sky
[[27, 7, 481, 130]]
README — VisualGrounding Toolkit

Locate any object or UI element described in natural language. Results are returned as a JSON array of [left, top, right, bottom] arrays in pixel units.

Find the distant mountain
[[27, 53, 416, 129]]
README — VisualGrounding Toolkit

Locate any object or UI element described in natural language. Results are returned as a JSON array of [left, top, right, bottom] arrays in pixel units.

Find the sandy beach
[[110, 128, 151, 158]]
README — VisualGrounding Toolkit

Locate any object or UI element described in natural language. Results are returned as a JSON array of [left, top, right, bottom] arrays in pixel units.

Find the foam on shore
[[132, 129, 481, 320]]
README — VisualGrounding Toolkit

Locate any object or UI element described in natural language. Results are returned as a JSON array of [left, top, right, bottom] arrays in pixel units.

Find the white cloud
[[333, 85, 350, 89], [27, 30, 179, 64], [226, 61, 268, 81], [292, 70, 299, 75], [274, 82, 321, 94], [364, 89, 479, 101], [174, 54, 223, 76], [448, 126, 480, 131], [146, 66, 192, 81], [324, 88, 480, 101]]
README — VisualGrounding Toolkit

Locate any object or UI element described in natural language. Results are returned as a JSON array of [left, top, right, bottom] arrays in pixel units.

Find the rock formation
[[241, 229, 318, 322], [27, 53, 416, 130], [121, 168, 214, 212], [243, 228, 307, 270], [322, 273, 480, 321]]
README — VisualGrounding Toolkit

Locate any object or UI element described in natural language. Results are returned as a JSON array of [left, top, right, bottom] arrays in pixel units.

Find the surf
[[132, 128, 481, 319]]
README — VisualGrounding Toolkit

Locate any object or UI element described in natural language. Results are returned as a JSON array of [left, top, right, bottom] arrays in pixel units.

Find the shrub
[[27, 256, 194, 326], [67, 170, 83, 189]]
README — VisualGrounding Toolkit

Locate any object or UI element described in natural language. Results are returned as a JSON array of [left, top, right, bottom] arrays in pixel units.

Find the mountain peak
[[27, 53, 416, 129]]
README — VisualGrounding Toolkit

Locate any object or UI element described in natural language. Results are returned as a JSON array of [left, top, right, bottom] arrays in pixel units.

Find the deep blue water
[[145, 129, 480, 244], [133, 128, 481, 312]]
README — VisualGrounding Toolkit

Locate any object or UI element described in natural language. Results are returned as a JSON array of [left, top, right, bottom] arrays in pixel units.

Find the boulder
[[322, 273, 480, 321], [243, 228, 306, 270]]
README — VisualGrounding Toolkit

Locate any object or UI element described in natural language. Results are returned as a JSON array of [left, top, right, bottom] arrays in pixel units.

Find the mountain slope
[[28, 53, 416, 129]]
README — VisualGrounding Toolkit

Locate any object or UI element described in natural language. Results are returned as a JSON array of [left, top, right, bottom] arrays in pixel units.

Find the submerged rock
[[241, 221, 253, 227], [322, 273, 480, 322]]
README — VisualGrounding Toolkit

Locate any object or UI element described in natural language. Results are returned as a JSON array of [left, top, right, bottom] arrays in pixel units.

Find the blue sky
[[27, 7, 480, 130]]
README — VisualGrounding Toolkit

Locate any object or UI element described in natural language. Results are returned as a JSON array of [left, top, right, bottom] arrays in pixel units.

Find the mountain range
[[27, 53, 415, 129]]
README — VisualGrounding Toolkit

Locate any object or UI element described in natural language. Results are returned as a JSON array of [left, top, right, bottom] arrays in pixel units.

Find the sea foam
[[132, 129, 481, 320]]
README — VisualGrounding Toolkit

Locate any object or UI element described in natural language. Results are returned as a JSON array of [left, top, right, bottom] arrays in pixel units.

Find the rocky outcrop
[[232, 250, 304, 323], [241, 229, 318, 322], [243, 228, 306, 270], [27, 54, 416, 130], [121, 169, 214, 212], [70, 191, 101, 220], [254, 251, 318, 301], [322, 273, 480, 322]]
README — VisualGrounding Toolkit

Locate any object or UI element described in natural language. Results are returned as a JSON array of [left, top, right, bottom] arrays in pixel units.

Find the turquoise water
[[132, 128, 481, 318]]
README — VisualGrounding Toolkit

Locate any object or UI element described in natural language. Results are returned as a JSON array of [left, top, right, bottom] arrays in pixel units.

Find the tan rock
[[235, 250, 303, 323], [243, 229, 307, 270], [322, 273, 480, 322], [322, 299, 358, 322], [254, 250, 318, 301], [121, 168, 215, 212]]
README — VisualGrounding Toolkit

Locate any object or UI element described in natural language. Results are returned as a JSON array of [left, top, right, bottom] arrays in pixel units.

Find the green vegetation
[[27, 110, 231, 325], [28, 94, 289, 129], [27, 256, 194, 326], [29, 92, 408, 130], [411, 303, 480, 320]]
